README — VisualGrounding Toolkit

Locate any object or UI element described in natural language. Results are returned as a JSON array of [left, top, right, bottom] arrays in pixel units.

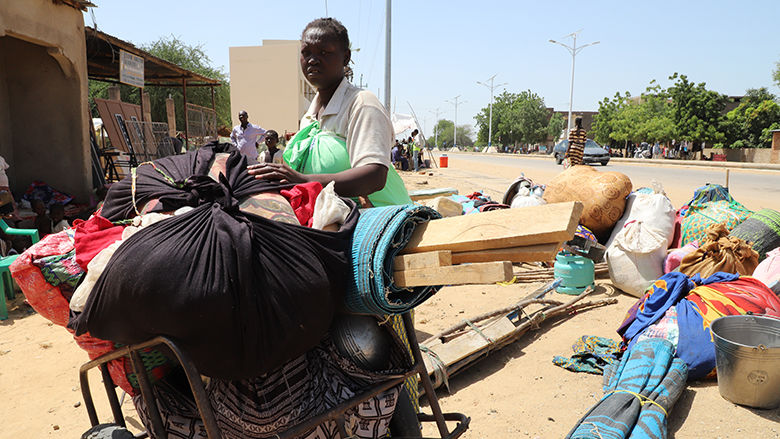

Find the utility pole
[[357, 74, 367, 89], [445, 96, 465, 149], [429, 108, 441, 149], [384, 0, 391, 112], [549, 30, 600, 133], [477, 74, 508, 150]]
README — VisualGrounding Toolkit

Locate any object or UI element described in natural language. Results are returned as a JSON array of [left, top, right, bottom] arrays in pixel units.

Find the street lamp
[[429, 108, 442, 149], [549, 30, 600, 133], [477, 74, 508, 150], [445, 96, 465, 149]]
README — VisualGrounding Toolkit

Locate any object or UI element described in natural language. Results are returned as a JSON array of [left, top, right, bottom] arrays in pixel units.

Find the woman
[[248, 18, 411, 207], [249, 18, 420, 428], [564, 116, 587, 168]]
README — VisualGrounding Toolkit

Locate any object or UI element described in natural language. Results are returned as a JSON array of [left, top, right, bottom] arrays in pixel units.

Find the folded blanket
[[346, 204, 441, 314]]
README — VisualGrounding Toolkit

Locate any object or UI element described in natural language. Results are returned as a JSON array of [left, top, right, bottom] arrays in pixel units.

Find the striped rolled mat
[[730, 209, 780, 260], [346, 204, 442, 315]]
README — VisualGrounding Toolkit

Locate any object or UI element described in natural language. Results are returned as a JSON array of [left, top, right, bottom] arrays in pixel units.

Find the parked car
[[552, 139, 610, 166]]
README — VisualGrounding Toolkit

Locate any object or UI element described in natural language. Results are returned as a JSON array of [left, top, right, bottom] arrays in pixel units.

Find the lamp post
[[429, 108, 441, 149], [549, 30, 599, 133], [477, 74, 508, 150], [445, 96, 465, 148]]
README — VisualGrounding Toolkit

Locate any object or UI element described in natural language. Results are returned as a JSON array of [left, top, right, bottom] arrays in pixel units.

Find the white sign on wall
[[119, 49, 144, 88]]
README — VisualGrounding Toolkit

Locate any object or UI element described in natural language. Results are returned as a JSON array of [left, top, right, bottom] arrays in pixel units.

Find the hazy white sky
[[86, 0, 780, 133]]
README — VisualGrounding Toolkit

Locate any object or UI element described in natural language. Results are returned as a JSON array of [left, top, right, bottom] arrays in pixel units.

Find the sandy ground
[[1, 158, 779, 438]]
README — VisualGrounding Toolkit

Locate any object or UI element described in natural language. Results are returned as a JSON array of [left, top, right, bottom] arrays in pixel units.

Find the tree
[[89, 35, 231, 132], [475, 90, 550, 147], [431, 119, 474, 148], [667, 73, 727, 144], [724, 98, 780, 147], [774, 61, 780, 89], [592, 92, 629, 146], [547, 112, 565, 141]]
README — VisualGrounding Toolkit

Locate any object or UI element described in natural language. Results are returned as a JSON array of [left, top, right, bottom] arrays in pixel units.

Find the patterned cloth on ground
[[566, 339, 688, 439], [21, 180, 73, 207], [134, 339, 405, 439], [552, 335, 621, 375]]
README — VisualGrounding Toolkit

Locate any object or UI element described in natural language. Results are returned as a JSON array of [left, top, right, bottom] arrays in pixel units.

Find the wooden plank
[[451, 242, 561, 264], [422, 315, 518, 373], [401, 201, 583, 254], [420, 196, 463, 218], [393, 261, 512, 287], [409, 187, 458, 201], [393, 251, 452, 271]]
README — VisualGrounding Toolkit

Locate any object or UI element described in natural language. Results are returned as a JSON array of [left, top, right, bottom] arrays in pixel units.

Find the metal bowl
[[331, 314, 392, 371]]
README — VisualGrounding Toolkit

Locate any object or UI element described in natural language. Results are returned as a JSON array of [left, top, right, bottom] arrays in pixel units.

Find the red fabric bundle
[[280, 182, 323, 227], [73, 215, 125, 271]]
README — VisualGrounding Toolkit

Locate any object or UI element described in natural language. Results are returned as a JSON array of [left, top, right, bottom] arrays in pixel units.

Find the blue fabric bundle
[[346, 204, 441, 314], [567, 339, 688, 439]]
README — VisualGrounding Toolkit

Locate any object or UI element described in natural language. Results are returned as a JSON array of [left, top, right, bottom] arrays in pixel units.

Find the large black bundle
[[70, 144, 359, 379]]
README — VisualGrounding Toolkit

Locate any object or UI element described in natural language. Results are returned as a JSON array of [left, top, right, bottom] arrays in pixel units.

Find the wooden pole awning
[[85, 27, 221, 88]]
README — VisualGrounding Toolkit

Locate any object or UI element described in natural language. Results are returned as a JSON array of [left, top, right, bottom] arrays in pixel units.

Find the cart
[[79, 312, 470, 439]]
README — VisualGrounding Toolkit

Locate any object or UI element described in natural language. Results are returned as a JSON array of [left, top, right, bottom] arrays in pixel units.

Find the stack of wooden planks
[[392, 201, 584, 287]]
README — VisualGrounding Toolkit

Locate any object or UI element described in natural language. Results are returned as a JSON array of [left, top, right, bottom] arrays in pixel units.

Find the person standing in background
[[564, 116, 587, 168], [230, 110, 266, 160], [410, 129, 422, 172], [258, 130, 284, 164]]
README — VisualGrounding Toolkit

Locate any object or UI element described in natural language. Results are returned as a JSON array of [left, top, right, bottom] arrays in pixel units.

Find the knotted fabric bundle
[[678, 223, 759, 278], [70, 144, 359, 379]]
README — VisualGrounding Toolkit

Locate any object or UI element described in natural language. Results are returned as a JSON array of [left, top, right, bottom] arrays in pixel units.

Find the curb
[[436, 151, 780, 171]]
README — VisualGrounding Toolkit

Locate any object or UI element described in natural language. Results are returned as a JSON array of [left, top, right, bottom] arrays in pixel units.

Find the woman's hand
[[247, 163, 309, 184]]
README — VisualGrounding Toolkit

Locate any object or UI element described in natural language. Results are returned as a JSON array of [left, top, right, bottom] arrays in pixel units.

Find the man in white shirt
[[230, 110, 266, 160]]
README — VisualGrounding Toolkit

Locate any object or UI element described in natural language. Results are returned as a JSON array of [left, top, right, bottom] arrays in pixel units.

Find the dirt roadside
[[0, 161, 778, 438]]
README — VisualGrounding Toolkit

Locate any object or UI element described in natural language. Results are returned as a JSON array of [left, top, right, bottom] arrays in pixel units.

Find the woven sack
[[729, 209, 780, 260]]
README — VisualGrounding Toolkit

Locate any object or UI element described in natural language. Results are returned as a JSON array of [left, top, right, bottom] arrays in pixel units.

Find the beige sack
[[543, 165, 632, 237]]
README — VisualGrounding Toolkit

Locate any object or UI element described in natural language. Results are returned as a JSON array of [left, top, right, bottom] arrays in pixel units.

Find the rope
[[462, 319, 495, 347], [497, 276, 517, 286], [130, 161, 186, 217], [605, 389, 668, 417], [419, 345, 450, 392]]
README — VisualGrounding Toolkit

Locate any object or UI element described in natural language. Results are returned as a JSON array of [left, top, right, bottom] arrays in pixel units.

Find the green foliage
[[474, 90, 550, 147], [774, 62, 780, 89], [547, 112, 565, 141], [88, 35, 231, 131], [667, 73, 726, 144], [431, 119, 473, 147], [592, 92, 629, 145], [724, 97, 780, 147]]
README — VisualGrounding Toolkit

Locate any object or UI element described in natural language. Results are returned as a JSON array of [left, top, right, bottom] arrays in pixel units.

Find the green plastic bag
[[284, 121, 411, 207]]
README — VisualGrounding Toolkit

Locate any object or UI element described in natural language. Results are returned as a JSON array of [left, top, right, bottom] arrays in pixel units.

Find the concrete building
[[229, 40, 315, 137], [0, 0, 93, 201]]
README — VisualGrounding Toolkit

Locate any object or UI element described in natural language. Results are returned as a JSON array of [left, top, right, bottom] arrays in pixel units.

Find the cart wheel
[[81, 423, 135, 439]]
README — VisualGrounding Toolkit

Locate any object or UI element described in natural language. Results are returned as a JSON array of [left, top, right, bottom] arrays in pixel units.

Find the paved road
[[438, 152, 780, 211]]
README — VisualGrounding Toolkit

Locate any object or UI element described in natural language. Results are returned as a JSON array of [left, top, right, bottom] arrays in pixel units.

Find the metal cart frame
[[80, 312, 470, 439]]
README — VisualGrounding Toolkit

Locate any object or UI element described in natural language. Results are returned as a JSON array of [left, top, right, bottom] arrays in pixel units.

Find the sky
[[85, 1, 780, 136]]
